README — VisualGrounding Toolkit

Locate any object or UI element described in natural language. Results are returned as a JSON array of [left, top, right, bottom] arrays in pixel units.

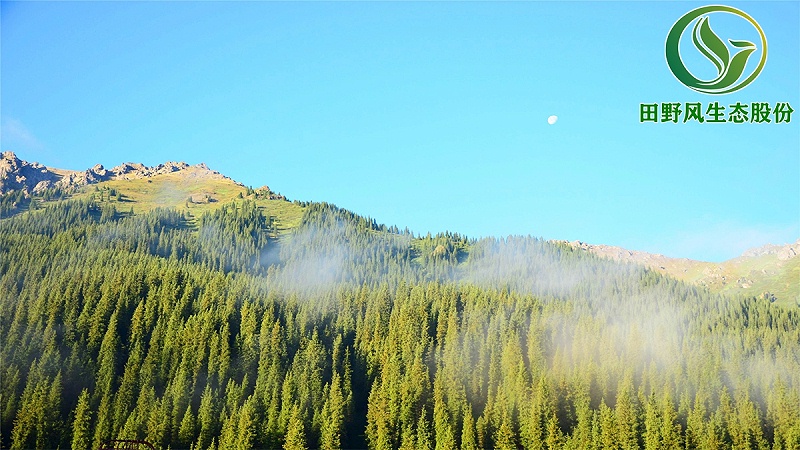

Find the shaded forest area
[[1, 198, 798, 449]]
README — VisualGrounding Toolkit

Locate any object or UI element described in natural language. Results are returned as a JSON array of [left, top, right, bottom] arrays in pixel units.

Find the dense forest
[[1, 197, 798, 449]]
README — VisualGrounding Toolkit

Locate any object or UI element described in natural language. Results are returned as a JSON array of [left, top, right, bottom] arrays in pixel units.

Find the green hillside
[[573, 242, 800, 307], [71, 168, 306, 237], [696, 254, 800, 305], [1, 194, 798, 449], [614, 253, 800, 307], [26, 172, 800, 304]]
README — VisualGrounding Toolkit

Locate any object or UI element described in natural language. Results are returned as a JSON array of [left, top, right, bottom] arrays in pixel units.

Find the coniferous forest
[[1, 198, 799, 449]]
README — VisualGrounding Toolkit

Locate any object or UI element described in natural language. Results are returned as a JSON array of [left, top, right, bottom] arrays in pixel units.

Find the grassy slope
[[642, 254, 799, 306], [69, 167, 305, 236], [76, 167, 243, 213], [699, 255, 798, 305]]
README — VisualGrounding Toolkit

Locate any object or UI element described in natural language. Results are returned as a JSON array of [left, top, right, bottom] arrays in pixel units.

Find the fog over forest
[[1, 198, 798, 449]]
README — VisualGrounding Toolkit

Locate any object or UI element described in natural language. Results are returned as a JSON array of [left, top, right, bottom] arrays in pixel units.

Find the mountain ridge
[[2, 151, 797, 304], [565, 238, 800, 267], [0, 151, 240, 196], [565, 239, 799, 303]]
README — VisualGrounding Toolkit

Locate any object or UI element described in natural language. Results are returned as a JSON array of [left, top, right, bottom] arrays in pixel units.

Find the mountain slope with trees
[[1, 156, 799, 449], [1, 193, 798, 450], [3, 153, 794, 304]]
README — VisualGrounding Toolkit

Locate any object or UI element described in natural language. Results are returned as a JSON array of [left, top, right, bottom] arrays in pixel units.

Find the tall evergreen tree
[[71, 389, 93, 450], [284, 406, 307, 450]]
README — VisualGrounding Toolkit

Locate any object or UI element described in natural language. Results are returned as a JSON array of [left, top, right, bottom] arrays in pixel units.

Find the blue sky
[[1, 1, 798, 262]]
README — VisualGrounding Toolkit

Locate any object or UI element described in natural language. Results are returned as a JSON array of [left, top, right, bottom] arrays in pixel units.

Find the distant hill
[[2, 151, 797, 304], [0, 151, 301, 235], [566, 240, 800, 305]]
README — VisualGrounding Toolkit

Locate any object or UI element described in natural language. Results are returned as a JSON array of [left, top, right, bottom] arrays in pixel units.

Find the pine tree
[[218, 409, 239, 450], [366, 382, 392, 450], [236, 398, 257, 450], [494, 418, 516, 450], [71, 389, 93, 450], [198, 386, 217, 449], [398, 425, 416, 450], [461, 404, 478, 450], [433, 376, 456, 450], [686, 390, 708, 450], [599, 401, 616, 450], [320, 372, 345, 450], [545, 412, 563, 449], [475, 414, 489, 450], [416, 413, 433, 450], [92, 394, 114, 450], [178, 404, 196, 448], [659, 388, 681, 450], [614, 376, 639, 450], [284, 406, 307, 450]]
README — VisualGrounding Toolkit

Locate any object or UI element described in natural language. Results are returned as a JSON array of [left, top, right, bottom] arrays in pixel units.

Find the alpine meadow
[[0, 155, 798, 449]]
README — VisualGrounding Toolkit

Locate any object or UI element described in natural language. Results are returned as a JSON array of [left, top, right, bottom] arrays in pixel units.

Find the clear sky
[[2, 1, 798, 262]]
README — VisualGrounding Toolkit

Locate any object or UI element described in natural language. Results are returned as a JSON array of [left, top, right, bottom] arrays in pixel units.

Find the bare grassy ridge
[[570, 241, 800, 306], [70, 167, 305, 237]]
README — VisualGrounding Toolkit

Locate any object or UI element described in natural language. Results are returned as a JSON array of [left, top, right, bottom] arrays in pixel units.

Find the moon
[[547, 115, 558, 125]]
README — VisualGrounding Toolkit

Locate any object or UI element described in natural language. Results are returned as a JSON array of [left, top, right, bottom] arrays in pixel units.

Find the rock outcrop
[[0, 151, 62, 194], [0, 151, 238, 196], [741, 240, 800, 261], [564, 240, 690, 269]]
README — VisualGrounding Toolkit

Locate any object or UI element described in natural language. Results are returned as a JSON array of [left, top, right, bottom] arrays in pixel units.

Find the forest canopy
[[1, 198, 798, 449]]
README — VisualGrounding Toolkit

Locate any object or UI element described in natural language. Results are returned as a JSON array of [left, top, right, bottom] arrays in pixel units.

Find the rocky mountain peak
[[1, 151, 62, 195], [0, 152, 235, 196]]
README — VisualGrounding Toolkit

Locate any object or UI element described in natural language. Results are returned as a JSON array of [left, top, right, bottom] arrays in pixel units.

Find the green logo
[[665, 5, 767, 95]]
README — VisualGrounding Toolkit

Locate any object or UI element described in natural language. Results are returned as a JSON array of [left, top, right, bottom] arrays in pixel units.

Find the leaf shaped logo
[[665, 5, 767, 95], [693, 16, 729, 80], [692, 16, 757, 90]]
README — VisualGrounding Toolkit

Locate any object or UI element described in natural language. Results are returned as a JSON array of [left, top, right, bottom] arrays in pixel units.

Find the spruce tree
[[71, 389, 93, 450], [284, 406, 307, 450]]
